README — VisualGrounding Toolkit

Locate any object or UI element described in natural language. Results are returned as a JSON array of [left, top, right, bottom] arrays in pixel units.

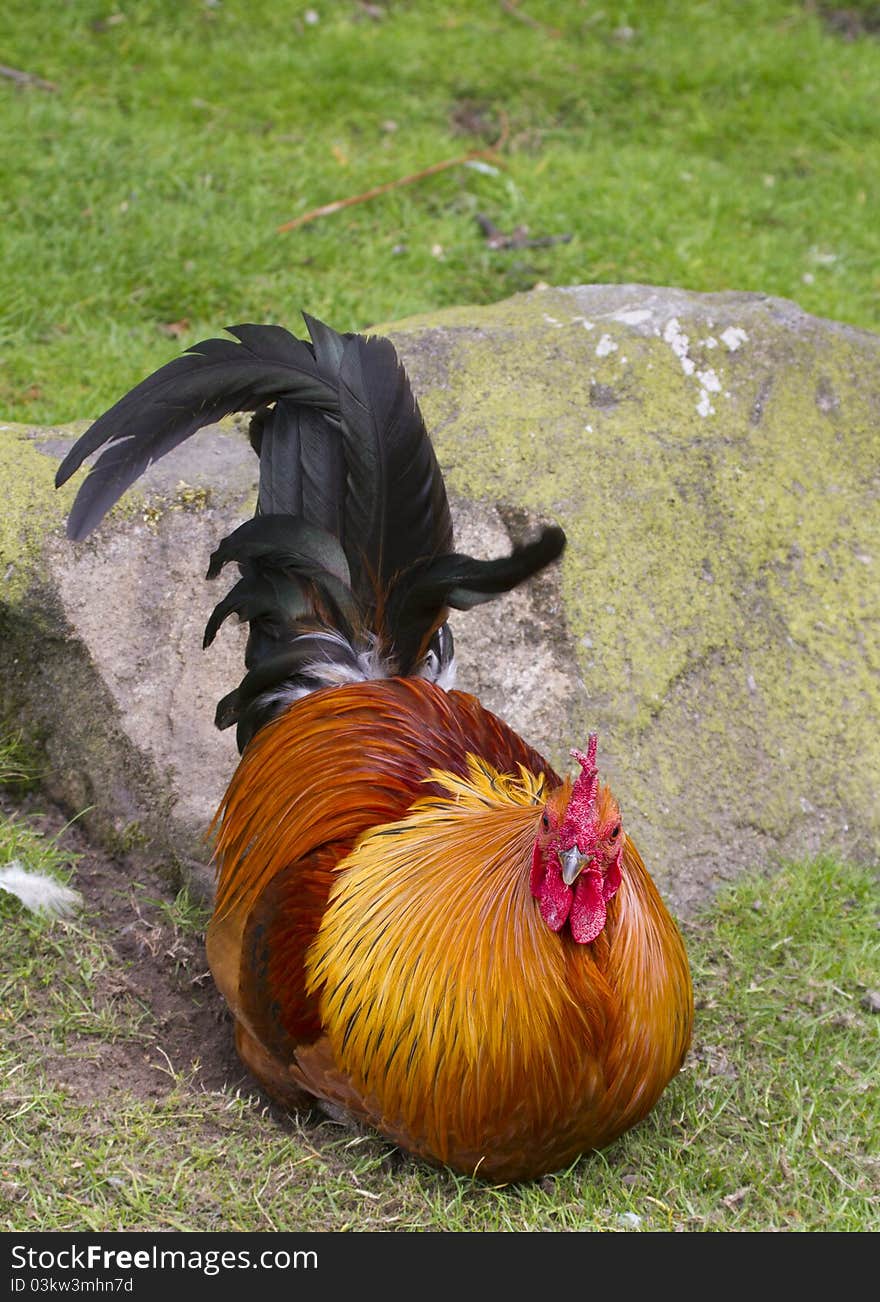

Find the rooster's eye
[[610, 824, 621, 840], [541, 814, 550, 830]]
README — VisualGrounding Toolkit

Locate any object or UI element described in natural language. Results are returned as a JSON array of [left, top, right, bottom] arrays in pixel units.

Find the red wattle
[[569, 869, 607, 944], [537, 860, 573, 932]]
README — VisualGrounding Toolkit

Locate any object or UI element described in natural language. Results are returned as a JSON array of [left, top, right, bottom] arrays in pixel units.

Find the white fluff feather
[[0, 861, 82, 918]]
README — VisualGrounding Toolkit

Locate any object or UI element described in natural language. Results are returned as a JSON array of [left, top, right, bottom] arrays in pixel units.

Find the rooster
[[55, 314, 692, 1180]]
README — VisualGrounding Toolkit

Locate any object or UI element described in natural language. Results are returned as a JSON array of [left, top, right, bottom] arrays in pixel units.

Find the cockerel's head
[[529, 735, 623, 944]]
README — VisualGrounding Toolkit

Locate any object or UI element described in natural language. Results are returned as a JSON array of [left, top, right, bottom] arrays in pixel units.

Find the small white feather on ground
[[0, 861, 82, 917]]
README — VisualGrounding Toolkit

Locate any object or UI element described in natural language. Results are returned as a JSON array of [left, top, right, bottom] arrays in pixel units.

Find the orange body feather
[[207, 678, 692, 1180]]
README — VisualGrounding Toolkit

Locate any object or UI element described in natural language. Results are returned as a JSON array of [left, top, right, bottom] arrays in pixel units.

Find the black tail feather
[[253, 399, 302, 518], [336, 333, 453, 613], [56, 314, 566, 749], [303, 312, 350, 381], [205, 516, 351, 587], [386, 526, 566, 672], [202, 571, 310, 652], [204, 514, 360, 675], [55, 325, 335, 542]]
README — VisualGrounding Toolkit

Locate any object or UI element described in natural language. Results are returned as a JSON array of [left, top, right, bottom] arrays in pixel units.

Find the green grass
[[2, 0, 879, 424], [1, 781, 876, 1231], [151, 884, 213, 938], [0, 732, 39, 791]]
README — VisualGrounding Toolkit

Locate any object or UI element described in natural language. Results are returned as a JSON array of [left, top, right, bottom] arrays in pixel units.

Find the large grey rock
[[1, 427, 255, 899], [1, 284, 877, 915]]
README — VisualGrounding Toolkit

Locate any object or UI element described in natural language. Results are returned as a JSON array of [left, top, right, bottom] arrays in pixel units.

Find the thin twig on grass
[[0, 64, 57, 92], [278, 116, 509, 234]]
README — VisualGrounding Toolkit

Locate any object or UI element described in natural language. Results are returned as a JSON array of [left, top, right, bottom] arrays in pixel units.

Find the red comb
[[565, 734, 599, 833]]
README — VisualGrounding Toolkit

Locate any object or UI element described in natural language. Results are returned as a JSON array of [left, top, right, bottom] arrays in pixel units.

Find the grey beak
[[559, 846, 592, 886]]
